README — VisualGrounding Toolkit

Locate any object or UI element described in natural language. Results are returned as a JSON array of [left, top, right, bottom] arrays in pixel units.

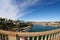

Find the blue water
[[29, 24, 60, 32], [28, 24, 60, 40]]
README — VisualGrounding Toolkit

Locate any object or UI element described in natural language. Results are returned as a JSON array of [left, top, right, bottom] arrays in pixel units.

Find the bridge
[[0, 29, 60, 40]]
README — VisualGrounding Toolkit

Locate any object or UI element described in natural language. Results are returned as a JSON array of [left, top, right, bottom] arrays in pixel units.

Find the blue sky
[[0, 0, 60, 22]]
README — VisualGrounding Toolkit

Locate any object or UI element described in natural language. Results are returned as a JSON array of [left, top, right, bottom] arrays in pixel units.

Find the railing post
[[58, 32, 60, 40], [19, 37, 23, 40], [56, 32, 60, 40], [37, 36, 39, 40], [51, 34, 53, 40], [56, 33, 59, 40], [53, 34, 56, 40], [55, 33, 57, 40], [0, 34, 1, 40], [2, 34, 4, 40], [4, 35, 7, 40], [48, 35, 51, 40], [28, 37, 30, 40], [44, 35, 47, 40], [32, 36, 34, 40], [41, 36, 43, 40]]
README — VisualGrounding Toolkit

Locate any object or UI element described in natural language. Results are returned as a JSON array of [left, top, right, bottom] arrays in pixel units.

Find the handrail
[[0, 29, 60, 37], [17, 29, 60, 36]]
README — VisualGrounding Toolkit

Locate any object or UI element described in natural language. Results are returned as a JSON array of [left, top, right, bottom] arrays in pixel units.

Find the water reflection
[[29, 24, 60, 32]]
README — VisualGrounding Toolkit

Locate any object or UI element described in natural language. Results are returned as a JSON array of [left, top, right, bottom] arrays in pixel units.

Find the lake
[[29, 24, 60, 32]]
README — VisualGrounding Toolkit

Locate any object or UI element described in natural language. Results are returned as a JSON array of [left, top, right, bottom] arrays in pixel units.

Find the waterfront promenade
[[0, 29, 60, 40]]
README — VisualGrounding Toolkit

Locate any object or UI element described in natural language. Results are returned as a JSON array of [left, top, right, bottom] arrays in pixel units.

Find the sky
[[0, 0, 60, 22]]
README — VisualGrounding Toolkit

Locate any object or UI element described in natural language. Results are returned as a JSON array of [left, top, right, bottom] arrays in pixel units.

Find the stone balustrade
[[0, 29, 60, 40]]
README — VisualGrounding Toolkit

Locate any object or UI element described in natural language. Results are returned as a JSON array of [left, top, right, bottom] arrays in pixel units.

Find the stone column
[[37, 36, 39, 40], [44, 35, 47, 40], [32, 37, 34, 40], [48, 35, 50, 40], [41, 36, 43, 40]]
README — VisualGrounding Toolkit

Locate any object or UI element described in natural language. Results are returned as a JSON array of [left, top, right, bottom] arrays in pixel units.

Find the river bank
[[32, 22, 60, 27]]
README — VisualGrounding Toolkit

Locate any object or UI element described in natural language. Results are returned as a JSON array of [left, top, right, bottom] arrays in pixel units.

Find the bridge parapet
[[0, 29, 60, 40]]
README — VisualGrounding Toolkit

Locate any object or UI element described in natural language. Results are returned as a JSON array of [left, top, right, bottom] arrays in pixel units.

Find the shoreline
[[32, 22, 60, 27]]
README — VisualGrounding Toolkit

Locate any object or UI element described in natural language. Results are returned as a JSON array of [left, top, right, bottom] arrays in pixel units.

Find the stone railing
[[0, 29, 60, 40]]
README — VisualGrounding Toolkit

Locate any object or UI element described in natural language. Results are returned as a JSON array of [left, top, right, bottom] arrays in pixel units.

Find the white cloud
[[0, 0, 19, 20], [16, 0, 60, 19], [16, 0, 39, 19], [0, 0, 39, 19], [0, 0, 59, 20]]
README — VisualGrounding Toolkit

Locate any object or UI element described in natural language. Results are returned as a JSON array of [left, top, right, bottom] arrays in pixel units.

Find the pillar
[[32, 37, 34, 40], [41, 36, 43, 40], [53, 34, 56, 40], [48, 35, 50, 40], [51, 34, 53, 40], [44, 35, 47, 40], [2, 34, 4, 40], [0, 34, 1, 40], [28, 37, 30, 40], [55, 33, 58, 40], [37, 36, 39, 40], [56, 33, 60, 40], [5, 35, 7, 40]]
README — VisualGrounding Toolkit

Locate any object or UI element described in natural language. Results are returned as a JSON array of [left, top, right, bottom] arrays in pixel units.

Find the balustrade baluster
[[56, 33, 59, 40], [53, 34, 56, 40], [41, 36, 43, 40], [56, 33, 60, 40], [37, 36, 39, 40], [2, 34, 4, 40], [27, 37, 30, 40], [48, 35, 50, 40], [4, 35, 7, 40], [32, 37, 34, 40], [51, 34, 53, 40], [0, 34, 1, 40], [44, 35, 47, 40]]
